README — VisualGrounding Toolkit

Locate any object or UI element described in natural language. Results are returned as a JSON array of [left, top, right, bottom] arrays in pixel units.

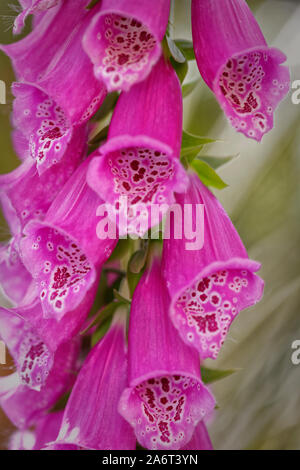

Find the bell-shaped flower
[[10, 83, 89, 175], [192, 0, 290, 141], [162, 173, 264, 360], [119, 257, 215, 450], [0, 339, 78, 429], [87, 57, 188, 237], [52, 311, 136, 450], [1, 1, 106, 173], [83, 0, 170, 92], [20, 157, 117, 320]]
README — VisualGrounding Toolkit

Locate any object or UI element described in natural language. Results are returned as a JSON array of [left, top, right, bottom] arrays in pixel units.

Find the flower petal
[[162, 173, 264, 360], [83, 0, 170, 91], [55, 313, 136, 450], [119, 258, 215, 450], [87, 57, 188, 236], [192, 0, 290, 141]]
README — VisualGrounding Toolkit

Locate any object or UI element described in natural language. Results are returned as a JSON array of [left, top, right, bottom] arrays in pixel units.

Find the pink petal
[[87, 57, 188, 236], [162, 173, 264, 360], [0, 340, 79, 429], [20, 158, 117, 320], [55, 314, 136, 450], [0, 237, 33, 305], [192, 0, 290, 141], [119, 258, 215, 450], [182, 421, 213, 450], [83, 0, 170, 91]]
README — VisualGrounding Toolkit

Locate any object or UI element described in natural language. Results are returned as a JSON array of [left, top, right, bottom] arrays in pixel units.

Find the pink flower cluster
[[0, 0, 288, 450]]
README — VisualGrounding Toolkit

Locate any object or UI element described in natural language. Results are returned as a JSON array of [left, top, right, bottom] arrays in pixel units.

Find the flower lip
[[83, 7, 164, 92], [212, 46, 290, 141], [169, 257, 264, 360], [20, 219, 97, 321], [119, 372, 215, 450], [87, 135, 188, 237]]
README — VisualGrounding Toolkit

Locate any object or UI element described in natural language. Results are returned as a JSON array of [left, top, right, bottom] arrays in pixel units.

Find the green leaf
[[108, 239, 132, 262], [166, 36, 186, 63], [182, 79, 200, 98], [199, 154, 239, 170], [113, 289, 131, 305], [170, 57, 188, 84], [174, 39, 195, 61], [201, 367, 238, 384], [88, 124, 109, 146], [91, 92, 119, 121], [127, 249, 147, 298], [91, 315, 112, 347], [80, 301, 122, 335], [86, 0, 101, 9], [181, 130, 215, 164], [191, 159, 228, 190]]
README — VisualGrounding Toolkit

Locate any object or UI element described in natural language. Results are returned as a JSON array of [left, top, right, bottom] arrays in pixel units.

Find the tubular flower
[[20, 157, 117, 320], [83, 0, 170, 92], [53, 312, 136, 450], [87, 57, 188, 236], [0, 339, 78, 429], [2, 0, 106, 173], [162, 173, 264, 360], [10, 83, 88, 174], [119, 258, 215, 450], [191, 0, 290, 141], [13, 0, 60, 35]]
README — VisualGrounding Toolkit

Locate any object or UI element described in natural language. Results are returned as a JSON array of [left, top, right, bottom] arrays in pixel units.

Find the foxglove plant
[[162, 173, 264, 360], [20, 157, 117, 319], [0, 0, 287, 451], [192, 0, 290, 140], [87, 56, 188, 236]]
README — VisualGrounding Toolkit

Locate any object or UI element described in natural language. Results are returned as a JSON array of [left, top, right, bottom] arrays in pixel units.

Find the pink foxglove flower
[[10, 83, 88, 175], [53, 312, 136, 450], [162, 173, 264, 360], [2, 1, 106, 172], [20, 157, 117, 320], [87, 57, 188, 236], [119, 257, 215, 450], [0, 339, 78, 429], [83, 0, 170, 92], [192, 0, 290, 141], [182, 422, 213, 450]]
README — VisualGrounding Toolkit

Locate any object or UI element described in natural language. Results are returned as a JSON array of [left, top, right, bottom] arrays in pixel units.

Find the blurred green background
[[0, 0, 300, 450]]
